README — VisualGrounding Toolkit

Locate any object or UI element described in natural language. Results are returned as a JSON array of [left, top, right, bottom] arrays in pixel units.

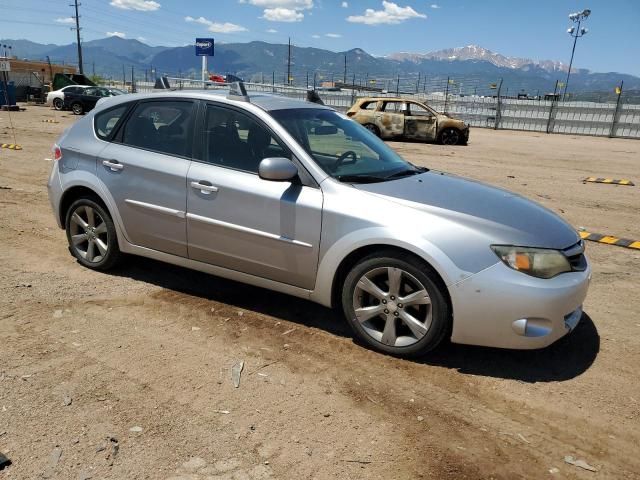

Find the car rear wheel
[[71, 102, 84, 115], [341, 252, 450, 357], [363, 123, 380, 137], [439, 127, 462, 145], [65, 197, 121, 271], [53, 98, 64, 111]]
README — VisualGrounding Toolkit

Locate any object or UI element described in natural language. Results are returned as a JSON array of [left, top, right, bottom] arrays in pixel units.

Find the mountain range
[[3, 37, 638, 95]]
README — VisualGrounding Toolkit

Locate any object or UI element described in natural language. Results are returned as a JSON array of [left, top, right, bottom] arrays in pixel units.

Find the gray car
[[47, 85, 591, 357]]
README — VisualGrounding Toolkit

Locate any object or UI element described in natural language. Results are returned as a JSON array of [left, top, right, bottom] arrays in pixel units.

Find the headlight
[[490, 245, 571, 279]]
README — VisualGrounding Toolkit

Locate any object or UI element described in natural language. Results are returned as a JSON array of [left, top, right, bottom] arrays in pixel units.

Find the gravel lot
[[1, 105, 639, 479]]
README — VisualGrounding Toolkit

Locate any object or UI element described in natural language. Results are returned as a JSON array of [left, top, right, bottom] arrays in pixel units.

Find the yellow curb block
[[583, 177, 634, 186], [42, 119, 60, 124], [579, 231, 640, 249], [0, 143, 23, 150]]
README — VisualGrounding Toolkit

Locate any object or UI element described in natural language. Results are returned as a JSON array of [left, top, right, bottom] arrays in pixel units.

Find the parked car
[[64, 87, 125, 115], [46, 85, 92, 111], [47, 86, 589, 358], [347, 97, 470, 145]]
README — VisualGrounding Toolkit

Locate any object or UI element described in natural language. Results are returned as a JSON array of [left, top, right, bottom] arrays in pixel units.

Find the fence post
[[444, 76, 450, 113], [396, 74, 400, 95], [494, 78, 503, 130], [546, 80, 559, 134], [609, 80, 624, 138], [131, 66, 136, 93]]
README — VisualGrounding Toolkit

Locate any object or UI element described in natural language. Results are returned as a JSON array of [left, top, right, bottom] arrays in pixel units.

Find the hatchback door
[[374, 101, 405, 138], [404, 102, 437, 141], [97, 99, 195, 257], [186, 102, 322, 290]]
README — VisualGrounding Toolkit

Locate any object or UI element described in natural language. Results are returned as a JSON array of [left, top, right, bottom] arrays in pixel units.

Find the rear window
[[94, 104, 129, 140]]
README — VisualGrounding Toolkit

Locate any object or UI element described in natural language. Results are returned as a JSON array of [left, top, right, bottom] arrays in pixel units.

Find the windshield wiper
[[335, 174, 386, 184], [383, 168, 424, 180]]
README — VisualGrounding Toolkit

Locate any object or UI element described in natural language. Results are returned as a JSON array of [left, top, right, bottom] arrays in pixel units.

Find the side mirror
[[258, 157, 298, 182]]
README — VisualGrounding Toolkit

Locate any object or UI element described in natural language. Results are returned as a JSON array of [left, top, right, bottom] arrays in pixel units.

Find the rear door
[[186, 102, 323, 289], [97, 99, 195, 257], [404, 102, 437, 141], [374, 101, 405, 138]]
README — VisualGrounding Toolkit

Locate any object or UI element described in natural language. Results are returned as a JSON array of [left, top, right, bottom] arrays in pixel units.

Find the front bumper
[[449, 260, 591, 349]]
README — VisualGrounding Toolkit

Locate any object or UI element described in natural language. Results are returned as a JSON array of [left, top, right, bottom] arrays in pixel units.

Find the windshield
[[271, 108, 422, 182]]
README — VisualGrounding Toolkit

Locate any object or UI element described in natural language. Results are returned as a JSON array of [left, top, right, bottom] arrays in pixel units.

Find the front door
[[404, 102, 437, 141], [186, 103, 323, 290], [97, 99, 195, 257], [374, 100, 406, 139]]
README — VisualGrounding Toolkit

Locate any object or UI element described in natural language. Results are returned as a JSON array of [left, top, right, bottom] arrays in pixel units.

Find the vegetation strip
[[0, 144, 22, 150], [579, 231, 640, 249], [583, 177, 634, 186]]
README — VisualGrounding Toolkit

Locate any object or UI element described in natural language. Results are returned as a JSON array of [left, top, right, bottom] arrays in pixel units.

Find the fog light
[[512, 318, 553, 337]]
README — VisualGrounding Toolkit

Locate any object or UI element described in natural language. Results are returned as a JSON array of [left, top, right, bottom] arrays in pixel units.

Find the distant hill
[[2, 37, 638, 95]]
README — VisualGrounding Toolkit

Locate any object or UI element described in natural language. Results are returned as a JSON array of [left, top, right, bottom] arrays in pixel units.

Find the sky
[[1, 0, 639, 75]]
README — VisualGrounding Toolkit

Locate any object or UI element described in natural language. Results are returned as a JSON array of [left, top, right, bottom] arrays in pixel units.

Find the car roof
[[358, 97, 417, 102], [92, 89, 333, 113]]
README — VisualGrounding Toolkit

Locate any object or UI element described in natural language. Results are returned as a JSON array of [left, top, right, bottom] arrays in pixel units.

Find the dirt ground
[[1, 105, 639, 480]]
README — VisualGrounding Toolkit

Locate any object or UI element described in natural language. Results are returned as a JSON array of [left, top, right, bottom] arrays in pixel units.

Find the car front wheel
[[65, 197, 121, 271], [53, 98, 64, 110], [439, 127, 462, 145], [341, 252, 450, 357]]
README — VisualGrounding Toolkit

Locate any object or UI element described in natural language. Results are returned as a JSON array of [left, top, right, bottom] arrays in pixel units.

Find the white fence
[[131, 78, 640, 140]]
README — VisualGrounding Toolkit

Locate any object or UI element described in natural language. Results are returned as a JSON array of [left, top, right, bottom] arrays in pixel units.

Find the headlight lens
[[490, 245, 571, 279]]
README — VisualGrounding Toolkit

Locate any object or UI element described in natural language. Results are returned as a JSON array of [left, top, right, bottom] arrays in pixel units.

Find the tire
[[53, 98, 64, 111], [71, 102, 84, 115], [65, 197, 121, 271], [363, 123, 380, 137], [341, 251, 450, 358], [438, 127, 462, 145]]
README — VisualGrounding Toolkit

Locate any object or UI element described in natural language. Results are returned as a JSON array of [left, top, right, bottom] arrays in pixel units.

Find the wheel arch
[[325, 243, 452, 315], [59, 185, 110, 227]]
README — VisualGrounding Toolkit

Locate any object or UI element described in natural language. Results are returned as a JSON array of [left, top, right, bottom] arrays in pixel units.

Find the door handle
[[190, 181, 219, 194], [102, 160, 124, 172]]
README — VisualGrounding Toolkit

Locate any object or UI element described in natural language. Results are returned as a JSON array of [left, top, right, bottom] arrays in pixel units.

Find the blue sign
[[195, 38, 214, 56]]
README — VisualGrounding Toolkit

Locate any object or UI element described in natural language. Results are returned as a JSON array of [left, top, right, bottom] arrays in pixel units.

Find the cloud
[[430, 4, 440, 8], [185, 16, 248, 33], [239, 0, 312, 8], [325, 33, 341, 38], [311, 34, 321, 38], [266, 28, 278, 33], [110, 0, 160, 11], [347, 1, 426, 25], [262, 7, 304, 21], [55, 17, 75, 24], [341, 1, 348, 7], [107, 31, 126, 38]]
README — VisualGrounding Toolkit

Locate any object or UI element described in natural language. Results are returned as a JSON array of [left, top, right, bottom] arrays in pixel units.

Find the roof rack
[[228, 81, 250, 102]]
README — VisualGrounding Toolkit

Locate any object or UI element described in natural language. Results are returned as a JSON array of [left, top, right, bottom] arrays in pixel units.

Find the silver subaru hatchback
[[47, 86, 590, 357]]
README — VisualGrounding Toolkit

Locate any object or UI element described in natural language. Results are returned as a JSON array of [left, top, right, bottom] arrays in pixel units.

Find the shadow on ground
[[112, 256, 599, 384]]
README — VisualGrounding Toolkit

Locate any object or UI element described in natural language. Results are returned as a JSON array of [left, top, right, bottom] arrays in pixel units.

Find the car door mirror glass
[[259, 157, 298, 182]]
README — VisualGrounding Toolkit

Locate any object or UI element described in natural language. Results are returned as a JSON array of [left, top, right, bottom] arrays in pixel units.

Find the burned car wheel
[[342, 252, 450, 358], [363, 123, 380, 137], [439, 127, 462, 145]]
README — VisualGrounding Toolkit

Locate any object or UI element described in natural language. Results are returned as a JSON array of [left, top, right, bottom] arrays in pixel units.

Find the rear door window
[[121, 101, 195, 157], [94, 104, 130, 140]]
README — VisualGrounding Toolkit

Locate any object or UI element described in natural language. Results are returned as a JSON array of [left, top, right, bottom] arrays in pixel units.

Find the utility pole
[[287, 37, 291, 86], [563, 9, 591, 100], [71, 0, 83, 74], [343, 55, 347, 84]]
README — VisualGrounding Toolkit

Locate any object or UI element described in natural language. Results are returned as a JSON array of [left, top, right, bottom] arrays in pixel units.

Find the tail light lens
[[53, 144, 62, 161], [346, 111, 355, 117]]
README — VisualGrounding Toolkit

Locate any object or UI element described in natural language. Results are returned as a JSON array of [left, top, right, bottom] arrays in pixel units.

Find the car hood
[[354, 171, 579, 250]]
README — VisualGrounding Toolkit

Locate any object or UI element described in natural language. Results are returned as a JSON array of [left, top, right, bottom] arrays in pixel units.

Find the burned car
[[346, 97, 469, 145]]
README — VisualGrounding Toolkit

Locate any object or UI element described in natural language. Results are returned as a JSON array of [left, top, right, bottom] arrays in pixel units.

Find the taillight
[[346, 111, 355, 117], [53, 144, 62, 161]]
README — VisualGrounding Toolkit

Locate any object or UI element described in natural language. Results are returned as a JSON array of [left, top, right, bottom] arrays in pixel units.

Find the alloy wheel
[[352, 266, 432, 347], [68, 205, 109, 263]]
